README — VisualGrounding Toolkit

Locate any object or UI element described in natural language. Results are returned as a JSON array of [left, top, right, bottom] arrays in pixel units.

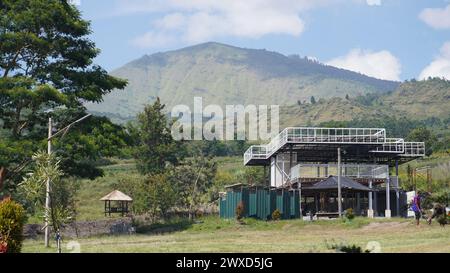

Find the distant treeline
[[319, 116, 450, 155]]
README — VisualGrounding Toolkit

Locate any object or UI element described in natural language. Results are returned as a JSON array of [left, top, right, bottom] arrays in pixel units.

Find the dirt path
[[361, 221, 411, 231]]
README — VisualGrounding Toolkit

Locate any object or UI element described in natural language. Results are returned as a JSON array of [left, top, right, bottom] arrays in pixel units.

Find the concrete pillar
[[368, 179, 374, 218], [289, 147, 293, 186], [270, 157, 276, 187], [395, 159, 400, 217], [356, 192, 361, 216], [385, 177, 391, 218], [298, 183, 302, 218], [337, 148, 342, 217], [315, 193, 319, 213], [374, 191, 378, 217]]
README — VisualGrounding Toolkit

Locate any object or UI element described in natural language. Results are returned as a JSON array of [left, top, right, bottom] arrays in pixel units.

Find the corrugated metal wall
[[220, 186, 300, 220], [219, 187, 249, 219]]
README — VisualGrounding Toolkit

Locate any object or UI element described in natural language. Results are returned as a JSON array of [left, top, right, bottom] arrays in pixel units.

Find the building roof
[[303, 176, 372, 192], [244, 127, 425, 166], [100, 190, 133, 201]]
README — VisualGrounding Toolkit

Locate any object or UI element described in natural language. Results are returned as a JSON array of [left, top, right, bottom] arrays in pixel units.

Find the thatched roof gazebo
[[100, 190, 133, 216]]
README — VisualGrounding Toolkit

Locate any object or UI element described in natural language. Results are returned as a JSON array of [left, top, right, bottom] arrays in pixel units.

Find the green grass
[[22, 156, 449, 253], [22, 216, 450, 253], [67, 157, 244, 222], [74, 158, 141, 221]]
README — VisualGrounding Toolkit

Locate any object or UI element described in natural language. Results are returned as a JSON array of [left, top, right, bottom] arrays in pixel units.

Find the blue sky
[[76, 0, 450, 81]]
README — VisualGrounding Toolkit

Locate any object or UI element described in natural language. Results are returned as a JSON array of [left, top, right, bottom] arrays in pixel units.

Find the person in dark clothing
[[411, 192, 422, 226]]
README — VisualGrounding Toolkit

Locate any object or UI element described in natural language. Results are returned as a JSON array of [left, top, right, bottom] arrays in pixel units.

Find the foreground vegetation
[[22, 216, 450, 253]]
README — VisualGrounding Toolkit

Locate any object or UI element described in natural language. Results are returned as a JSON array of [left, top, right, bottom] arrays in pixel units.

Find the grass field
[[22, 156, 449, 253], [23, 216, 450, 253]]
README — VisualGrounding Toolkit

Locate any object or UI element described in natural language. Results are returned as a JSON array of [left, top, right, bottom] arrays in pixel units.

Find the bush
[[272, 209, 281, 221], [326, 240, 370, 253], [235, 201, 245, 220], [344, 208, 355, 220], [0, 198, 26, 253]]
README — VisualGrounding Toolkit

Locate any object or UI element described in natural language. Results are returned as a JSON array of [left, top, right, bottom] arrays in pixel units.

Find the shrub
[[326, 240, 369, 253], [235, 201, 245, 220], [0, 198, 26, 253], [272, 209, 281, 221], [344, 208, 355, 220]]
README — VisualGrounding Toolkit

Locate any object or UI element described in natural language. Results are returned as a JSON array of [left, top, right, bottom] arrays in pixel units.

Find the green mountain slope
[[86, 42, 399, 122], [279, 78, 450, 128]]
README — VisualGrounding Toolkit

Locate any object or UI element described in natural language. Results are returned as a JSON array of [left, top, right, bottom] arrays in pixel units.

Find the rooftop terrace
[[244, 127, 425, 166]]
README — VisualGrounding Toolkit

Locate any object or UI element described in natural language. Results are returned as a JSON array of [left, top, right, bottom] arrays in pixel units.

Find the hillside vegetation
[[86, 42, 399, 122], [280, 78, 450, 127]]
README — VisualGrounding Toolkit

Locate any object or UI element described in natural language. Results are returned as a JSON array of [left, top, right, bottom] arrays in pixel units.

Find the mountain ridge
[[86, 42, 400, 121]]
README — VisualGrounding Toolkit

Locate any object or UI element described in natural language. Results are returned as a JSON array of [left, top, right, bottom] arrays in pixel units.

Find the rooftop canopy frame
[[244, 127, 425, 166]]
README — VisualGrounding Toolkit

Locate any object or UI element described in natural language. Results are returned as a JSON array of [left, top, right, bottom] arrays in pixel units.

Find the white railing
[[244, 127, 386, 165], [370, 138, 404, 153], [244, 127, 425, 165], [402, 142, 426, 157], [285, 127, 386, 144], [290, 163, 389, 180]]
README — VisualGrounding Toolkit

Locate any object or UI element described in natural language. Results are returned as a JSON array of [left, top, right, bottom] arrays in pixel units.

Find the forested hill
[[86, 42, 399, 122]]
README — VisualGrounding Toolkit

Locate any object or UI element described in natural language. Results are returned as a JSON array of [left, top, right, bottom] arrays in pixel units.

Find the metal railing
[[402, 142, 426, 157], [244, 127, 386, 165], [244, 127, 425, 165], [370, 138, 404, 153], [290, 163, 389, 180]]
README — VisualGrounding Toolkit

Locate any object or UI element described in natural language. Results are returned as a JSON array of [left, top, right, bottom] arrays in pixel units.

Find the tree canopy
[[0, 0, 128, 194], [133, 98, 185, 175]]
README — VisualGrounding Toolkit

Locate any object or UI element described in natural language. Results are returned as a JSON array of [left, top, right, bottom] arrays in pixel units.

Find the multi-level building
[[243, 127, 425, 218]]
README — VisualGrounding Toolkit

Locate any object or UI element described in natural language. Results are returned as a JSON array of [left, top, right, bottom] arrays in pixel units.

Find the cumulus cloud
[[419, 42, 450, 80], [112, 0, 341, 48], [419, 4, 450, 29], [326, 49, 401, 81], [366, 0, 381, 6]]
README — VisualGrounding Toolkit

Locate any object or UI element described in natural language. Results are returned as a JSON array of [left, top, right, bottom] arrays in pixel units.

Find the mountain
[[279, 78, 450, 128], [86, 42, 399, 122]]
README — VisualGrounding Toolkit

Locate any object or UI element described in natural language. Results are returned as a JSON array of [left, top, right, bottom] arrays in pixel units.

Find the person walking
[[411, 192, 422, 226]]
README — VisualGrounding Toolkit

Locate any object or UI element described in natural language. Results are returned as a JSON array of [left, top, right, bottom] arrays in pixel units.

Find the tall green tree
[[0, 0, 127, 190], [168, 154, 217, 220], [134, 98, 184, 175], [407, 127, 437, 156]]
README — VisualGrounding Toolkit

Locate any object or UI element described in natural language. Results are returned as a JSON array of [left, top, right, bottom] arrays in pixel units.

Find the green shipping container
[[275, 189, 291, 219], [219, 186, 249, 219], [248, 187, 276, 220], [219, 186, 300, 220], [289, 190, 300, 218]]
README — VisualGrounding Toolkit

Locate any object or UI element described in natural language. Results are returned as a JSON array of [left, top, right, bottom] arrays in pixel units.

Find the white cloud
[[116, 0, 341, 48], [131, 31, 177, 48], [419, 42, 450, 80], [326, 49, 401, 81], [419, 4, 450, 29], [366, 0, 381, 6]]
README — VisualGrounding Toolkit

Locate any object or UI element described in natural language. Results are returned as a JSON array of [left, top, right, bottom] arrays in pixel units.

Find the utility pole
[[44, 118, 52, 247], [337, 147, 342, 217], [43, 114, 91, 247]]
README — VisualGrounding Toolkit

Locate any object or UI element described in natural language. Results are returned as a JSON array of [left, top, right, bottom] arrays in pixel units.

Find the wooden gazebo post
[[100, 190, 133, 217]]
